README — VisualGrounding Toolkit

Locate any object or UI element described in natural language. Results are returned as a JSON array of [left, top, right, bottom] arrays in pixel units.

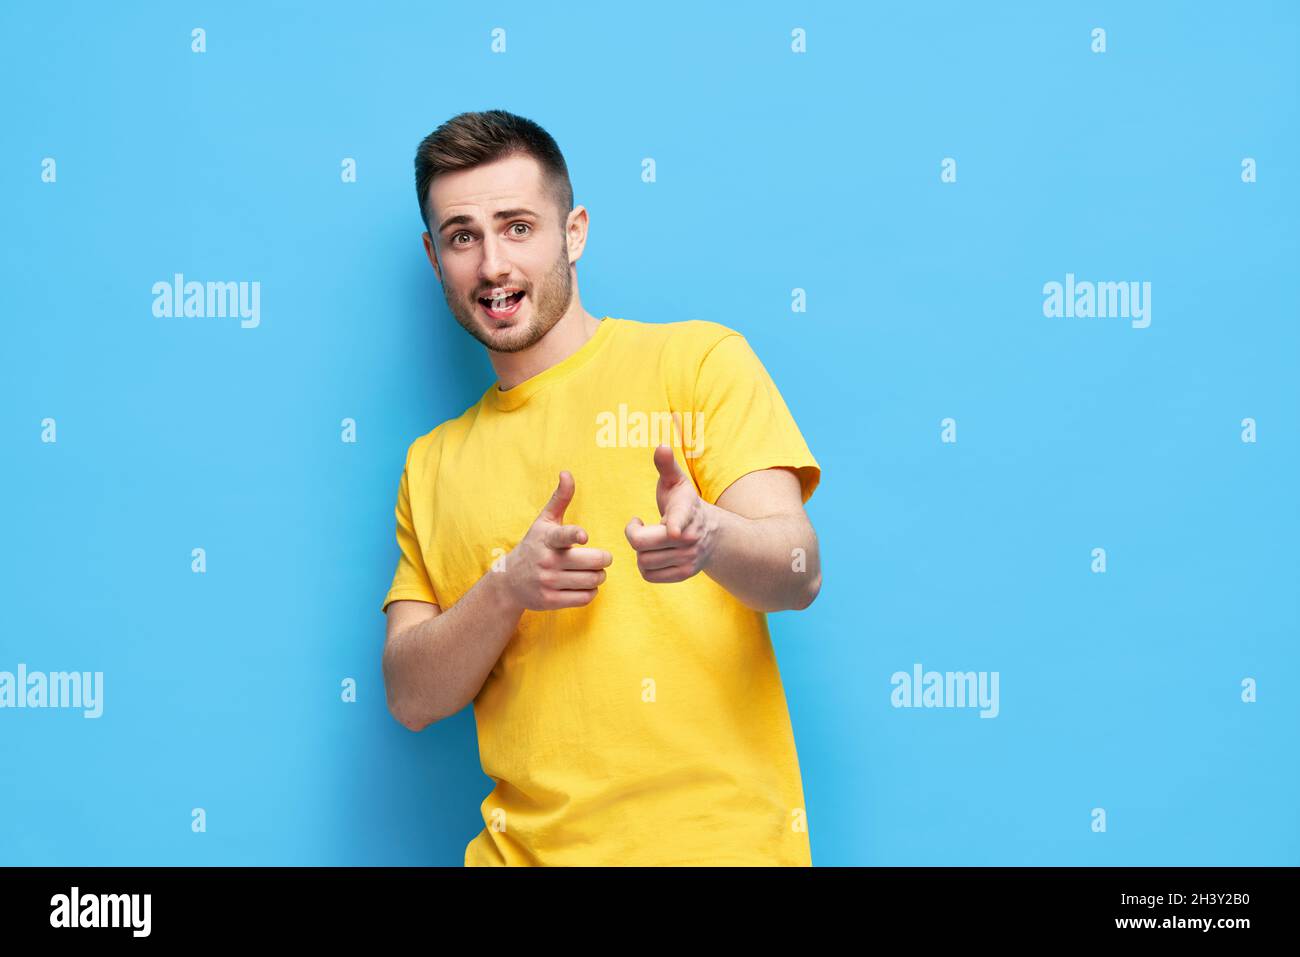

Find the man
[[381, 109, 823, 866]]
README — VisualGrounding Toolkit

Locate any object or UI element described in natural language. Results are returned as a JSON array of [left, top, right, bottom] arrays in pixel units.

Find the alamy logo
[[152, 273, 261, 328], [595, 404, 705, 458], [50, 887, 150, 937], [0, 664, 103, 718], [890, 663, 1000, 718], [1042, 272, 1151, 328]]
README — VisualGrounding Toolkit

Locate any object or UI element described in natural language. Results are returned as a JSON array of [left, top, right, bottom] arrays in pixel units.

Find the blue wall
[[2, 0, 1296, 865]]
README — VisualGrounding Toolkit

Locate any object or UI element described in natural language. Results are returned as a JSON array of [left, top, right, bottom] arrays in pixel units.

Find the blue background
[[2, 1, 1296, 866]]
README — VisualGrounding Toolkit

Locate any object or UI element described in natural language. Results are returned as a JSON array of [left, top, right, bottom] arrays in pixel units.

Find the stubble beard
[[445, 245, 574, 355]]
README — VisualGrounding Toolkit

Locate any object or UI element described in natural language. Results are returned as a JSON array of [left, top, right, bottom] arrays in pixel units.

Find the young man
[[382, 109, 823, 866]]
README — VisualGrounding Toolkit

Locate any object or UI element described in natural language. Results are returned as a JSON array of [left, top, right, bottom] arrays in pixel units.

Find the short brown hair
[[414, 109, 574, 235]]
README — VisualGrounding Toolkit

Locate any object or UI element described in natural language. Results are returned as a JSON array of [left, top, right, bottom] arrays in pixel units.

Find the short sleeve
[[686, 332, 821, 506], [381, 447, 440, 614]]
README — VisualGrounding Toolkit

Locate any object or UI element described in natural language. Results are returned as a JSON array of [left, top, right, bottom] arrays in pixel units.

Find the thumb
[[653, 445, 685, 485], [538, 470, 575, 523], [662, 499, 691, 539]]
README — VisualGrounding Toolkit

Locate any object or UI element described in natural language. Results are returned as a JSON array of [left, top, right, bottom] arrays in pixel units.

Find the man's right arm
[[382, 570, 523, 732], [381, 469, 612, 732]]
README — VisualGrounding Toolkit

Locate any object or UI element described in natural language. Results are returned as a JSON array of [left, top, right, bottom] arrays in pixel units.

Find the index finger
[[558, 546, 614, 570], [543, 524, 588, 549], [625, 521, 674, 551]]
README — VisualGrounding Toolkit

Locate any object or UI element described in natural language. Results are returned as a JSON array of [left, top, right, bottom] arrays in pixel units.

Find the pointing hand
[[624, 445, 717, 584], [503, 471, 613, 610]]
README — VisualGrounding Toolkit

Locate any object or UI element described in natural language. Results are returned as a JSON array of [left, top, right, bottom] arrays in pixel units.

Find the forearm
[[383, 568, 524, 730], [702, 503, 822, 613]]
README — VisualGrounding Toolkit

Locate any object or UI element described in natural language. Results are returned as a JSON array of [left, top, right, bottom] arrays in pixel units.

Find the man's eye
[[511, 223, 531, 237], [451, 232, 470, 245]]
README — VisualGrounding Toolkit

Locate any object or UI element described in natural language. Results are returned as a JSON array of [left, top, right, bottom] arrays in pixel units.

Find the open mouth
[[478, 290, 525, 319]]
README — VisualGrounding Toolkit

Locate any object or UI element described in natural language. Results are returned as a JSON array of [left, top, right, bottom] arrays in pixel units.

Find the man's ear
[[564, 205, 589, 266], [422, 232, 442, 281]]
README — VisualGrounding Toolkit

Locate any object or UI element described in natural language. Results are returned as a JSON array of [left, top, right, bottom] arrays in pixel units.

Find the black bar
[[0, 866, 1286, 941]]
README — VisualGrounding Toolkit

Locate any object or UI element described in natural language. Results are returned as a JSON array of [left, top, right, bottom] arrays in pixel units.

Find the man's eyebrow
[[438, 207, 540, 234]]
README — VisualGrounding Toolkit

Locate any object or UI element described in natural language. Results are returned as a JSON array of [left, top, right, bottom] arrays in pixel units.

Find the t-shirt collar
[[487, 316, 617, 412]]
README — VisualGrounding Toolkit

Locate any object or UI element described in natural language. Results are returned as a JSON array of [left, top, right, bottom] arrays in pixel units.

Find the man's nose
[[478, 232, 513, 282]]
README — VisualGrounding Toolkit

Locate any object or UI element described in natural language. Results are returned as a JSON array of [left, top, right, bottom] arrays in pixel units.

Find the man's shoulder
[[614, 316, 742, 359], [403, 397, 484, 469]]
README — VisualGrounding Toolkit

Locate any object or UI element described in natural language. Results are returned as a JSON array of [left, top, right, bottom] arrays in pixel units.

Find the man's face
[[422, 153, 574, 354]]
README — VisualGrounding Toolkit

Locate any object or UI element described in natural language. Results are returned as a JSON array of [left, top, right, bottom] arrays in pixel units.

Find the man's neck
[[491, 308, 601, 391]]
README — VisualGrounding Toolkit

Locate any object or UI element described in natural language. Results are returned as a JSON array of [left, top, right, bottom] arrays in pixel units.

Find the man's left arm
[[625, 446, 821, 613]]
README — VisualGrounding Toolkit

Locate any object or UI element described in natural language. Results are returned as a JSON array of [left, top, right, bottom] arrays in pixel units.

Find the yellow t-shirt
[[382, 315, 821, 866]]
